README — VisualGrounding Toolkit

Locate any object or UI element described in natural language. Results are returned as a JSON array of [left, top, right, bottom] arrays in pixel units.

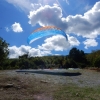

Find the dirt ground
[[0, 69, 100, 100]]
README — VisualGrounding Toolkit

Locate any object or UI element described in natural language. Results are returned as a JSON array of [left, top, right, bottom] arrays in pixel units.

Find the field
[[0, 69, 100, 100]]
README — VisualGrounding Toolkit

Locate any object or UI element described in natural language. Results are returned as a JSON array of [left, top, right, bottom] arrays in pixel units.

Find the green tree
[[86, 50, 100, 67], [69, 47, 85, 62], [69, 47, 87, 68], [18, 54, 29, 69], [0, 37, 9, 69], [94, 56, 100, 68]]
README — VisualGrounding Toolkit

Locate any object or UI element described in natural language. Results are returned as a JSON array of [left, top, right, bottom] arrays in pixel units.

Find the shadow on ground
[[16, 70, 81, 76]]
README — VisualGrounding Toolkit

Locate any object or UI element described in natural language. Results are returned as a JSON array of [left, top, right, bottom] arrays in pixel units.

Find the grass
[[54, 85, 100, 100], [0, 70, 100, 100]]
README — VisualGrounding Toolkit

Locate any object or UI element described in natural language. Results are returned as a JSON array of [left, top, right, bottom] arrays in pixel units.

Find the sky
[[0, 0, 100, 58]]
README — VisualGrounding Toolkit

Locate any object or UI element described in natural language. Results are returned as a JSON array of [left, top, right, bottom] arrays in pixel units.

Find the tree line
[[0, 37, 100, 70]]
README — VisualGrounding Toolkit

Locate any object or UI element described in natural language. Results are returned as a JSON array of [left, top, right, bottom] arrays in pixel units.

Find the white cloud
[[67, 35, 80, 46], [66, 1, 100, 38], [38, 35, 70, 51], [84, 4, 92, 11], [83, 39, 98, 49], [6, 0, 42, 12], [8, 45, 51, 58], [8, 45, 31, 58], [28, 5, 64, 27], [28, 5, 62, 26], [5, 27, 10, 32], [28, 48, 51, 57], [53, 3, 59, 7], [6, 0, 100, 39], [62, 0, 69, 5], [31, 3, 42, 11], [6, 0, 33, 11], [38, 35, 80, 51], [6, 0, 100, 49], [28, 2, 100, 39], [11, 22, 23, 33], [66, 0, 69, 5], [8, 36, 80, 58]]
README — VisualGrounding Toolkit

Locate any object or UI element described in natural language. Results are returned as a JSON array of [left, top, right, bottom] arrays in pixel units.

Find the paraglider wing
[[27, 26, 68, 44]]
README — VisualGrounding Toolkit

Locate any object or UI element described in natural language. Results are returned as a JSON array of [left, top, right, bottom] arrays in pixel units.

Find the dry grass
[[0, 70, 100, 100], [0, 71, 55, 100]]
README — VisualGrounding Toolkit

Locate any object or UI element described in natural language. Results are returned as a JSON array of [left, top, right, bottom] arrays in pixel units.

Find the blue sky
[[0, 0, 100, 58]]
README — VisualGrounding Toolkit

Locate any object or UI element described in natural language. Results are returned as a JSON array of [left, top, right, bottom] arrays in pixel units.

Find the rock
[[40, 80, 48, 83], [4, 84, 14, 88], [25, 72, 28, 74], [0, 88, 3, 91], [15, 86, 21, 89], [76, 93, 79, 96]]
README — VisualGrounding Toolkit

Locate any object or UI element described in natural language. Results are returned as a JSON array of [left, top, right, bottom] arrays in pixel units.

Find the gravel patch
[[2, 69, 100, 87]]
